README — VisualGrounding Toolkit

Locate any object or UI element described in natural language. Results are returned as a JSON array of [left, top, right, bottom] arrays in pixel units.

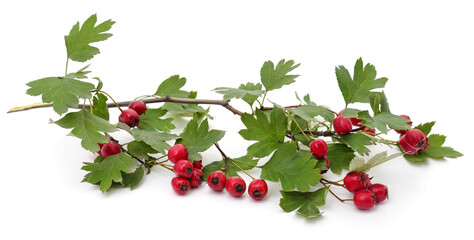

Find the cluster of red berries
[[118, 100, 147, 128], [207, 171, 269, 200], [168, 144, 204, 195], [343, 172, 388, 210]]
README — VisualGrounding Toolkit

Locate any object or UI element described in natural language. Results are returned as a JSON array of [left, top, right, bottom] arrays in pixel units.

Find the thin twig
[[8, 96, 243, 115]]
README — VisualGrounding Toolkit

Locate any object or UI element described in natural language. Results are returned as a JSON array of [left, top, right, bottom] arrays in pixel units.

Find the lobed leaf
[[82, 152, 138, 192], [65, 14, 115, 62], [179, 117, 225, 161], [202, 155, 258, 178], [131, 128, 177, 155], [54, 109, 116, 152], [260, 59, 300, 91], [279, 187, 329, 218], [260, 143, 321, 192]]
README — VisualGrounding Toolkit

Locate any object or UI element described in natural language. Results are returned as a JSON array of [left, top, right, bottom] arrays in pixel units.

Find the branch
[[7, 96, 243, 115]]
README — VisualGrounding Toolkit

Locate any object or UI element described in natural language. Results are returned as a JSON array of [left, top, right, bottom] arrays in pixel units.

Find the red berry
[[399, 129, 428, 154], [100, 141, 122, 158], [189, 168, 204, 188], [368, 183, 388, 203], [343, 172, 371, 193], [128, 100, 147, 115], [309, 139, 328, 159], [171, 177, 190, 195], [225, 176, 246, 197], [248, 179, 268, 200], [119, 109, 140, 127], [173, 160, 193, 178], [97, 142, 105, 154], [333, 116, 352, 135], [338, 110, 363, 127], [395, 115, 413, 135], [193, 160, 203, 170], [167, 144, 188, 164], [353, 190, 376, 210], [207, 171, 227, 191], [399, 134, 418, 154]]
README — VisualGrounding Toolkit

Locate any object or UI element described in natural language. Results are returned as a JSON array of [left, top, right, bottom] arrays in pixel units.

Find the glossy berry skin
[[353, 190, 376, 210], [193, 160, 203, 170], [343, 172, 371, 193], [128, 100, 147, 115], [189, 168, 204, 188], [225, 176, 246, 197], [100, 141, 122, 158], [171, 177, 190, 195], [97, 142, 105, 154], [119, 109, 140, 127], [399, 129, 428, 154], [395, 115, 412, 135], [309, 139, 328, 159], [333, 116, 353, 135], [207, 171, 227, 191], [173, 160, 193, 178], [248, 179, 268, 200], [167, 144, 189, 164], [399, 134, 418, 154], [369, 183, 388, 203]]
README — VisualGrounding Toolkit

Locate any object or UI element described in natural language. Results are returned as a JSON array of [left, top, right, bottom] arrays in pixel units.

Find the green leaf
[[127, 140, 159, 159], [154, 75, 191, 98], [122, 166, 145, 190], [349, 152, 402, 172], [202, 155, 258, 178], [336, 58, 388, 105], [260, 143, 321, 192], [326, 143, 356, 174], [26, 75, 95, 115], [65, 14, 115, 62], [55, 109, 116, 152], [161, 102, 208, 116], [213, 83, 264, 106], [279, 187, 329, 218], [423, 134, 463, 159], [131, 128, 177, 154], [239, 108, 287, 158], [415, 122, 436, 135], [287, 105, 328, 123], [81, 152, 138, 192], [179, 118, 225, 161], [92, 93, 109, 120], [137, 108, 174, 132], [260, 59, 300, 91], [359, 111, 410, 134], [339, 133, 372, 156]]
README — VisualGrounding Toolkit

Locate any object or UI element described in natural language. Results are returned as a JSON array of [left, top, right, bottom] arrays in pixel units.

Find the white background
[[1, 0, 473, 239]]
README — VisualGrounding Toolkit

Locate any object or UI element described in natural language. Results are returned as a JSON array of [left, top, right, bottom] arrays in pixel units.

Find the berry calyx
[[173, 160, 194, 178], [128, 100, 147, 115], [353, 190, 376, 210], [333, 115, 352, 135], [193, 160, 203, 170], [248, 179, 268, 200], [395, 115, 412, 135], [171, 177, 190, 195], [309, 139, 328, 159], [100, 141, 122, 158], [343, 172, 371, 193], [189, 168, 204, 188], [225, 176, 246, 197], [167, 144, 189, 164], [207, 171, 227, 191], [119, 109, 140, 127], [399, 129, 428, 154], [368, 183, 388, 203]]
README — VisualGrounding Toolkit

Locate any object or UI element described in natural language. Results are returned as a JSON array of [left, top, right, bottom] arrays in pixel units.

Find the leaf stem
[[213, 143, 255, 180], [97, 90, 123, 112], [286, 111, 311, 142]]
